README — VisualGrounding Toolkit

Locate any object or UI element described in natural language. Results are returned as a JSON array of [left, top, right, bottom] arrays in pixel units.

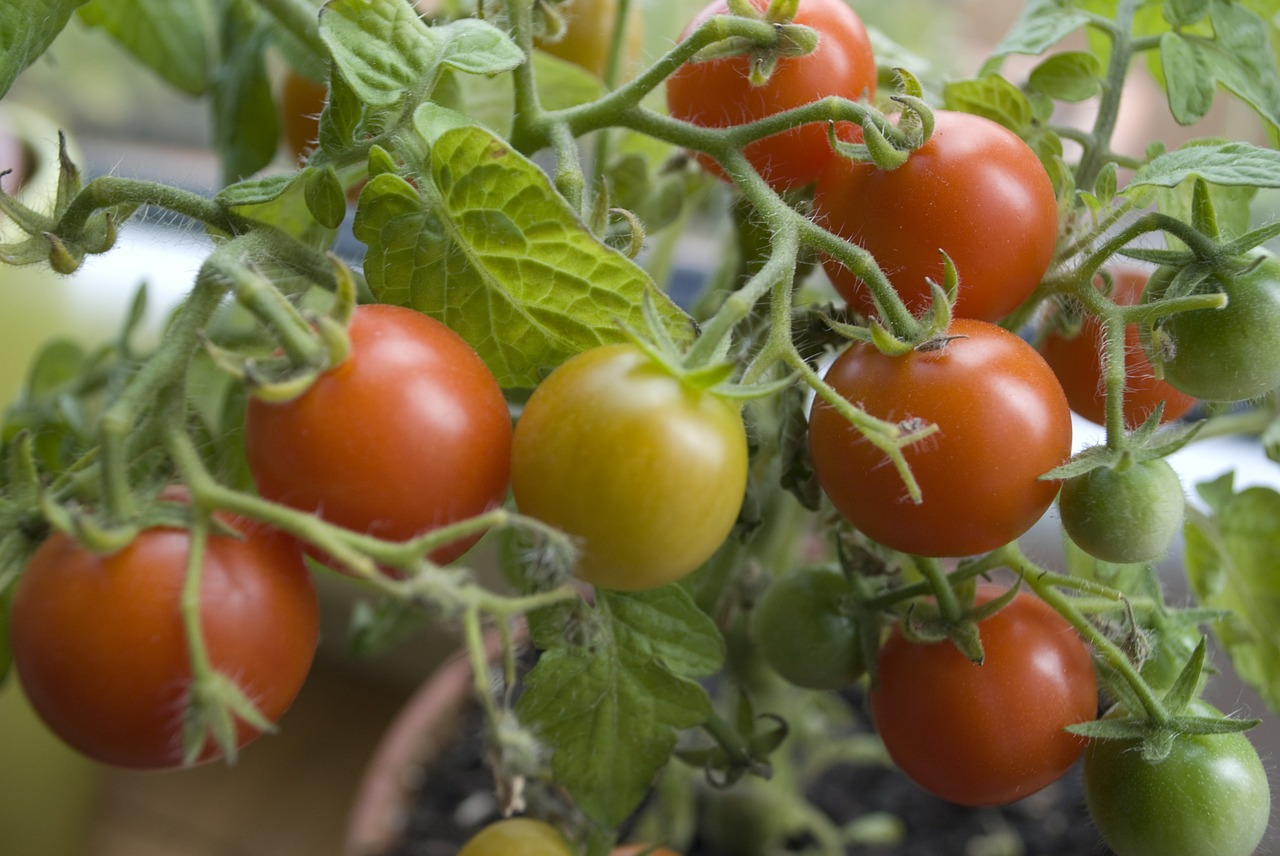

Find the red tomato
[[870, 584, 1097, 806], [10, 521, 318, 769], [665, 0, 877, 191], [244, 304, 512, 571], [814, 110, 1059, 322], [1039, 268, 1196, 428], [808, 319, 1072, 557]]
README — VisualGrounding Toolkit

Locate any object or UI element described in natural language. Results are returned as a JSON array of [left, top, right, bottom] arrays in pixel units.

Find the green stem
[[917, 556, 962, 621], [1075, 0, 1142, 192], [57, 176, 246, 237]]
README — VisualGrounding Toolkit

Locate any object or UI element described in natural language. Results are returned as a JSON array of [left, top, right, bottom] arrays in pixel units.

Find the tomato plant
[[458, 818, 574, 856], [1083, 705, 1271, 856], [665, 0, 876, 191], [813, 110, 1058, 323], [1145, 254, 1280, 402], [8, 520, 318, 769], [1059, 458, 1184, 564], [510, 343, 748, 591], [244, 303, 512, 570], [869, 585, 1097, 807], [1039, 268, 1196, 428], [808, 318, 1073, 557], [750, 565, 864, 689]]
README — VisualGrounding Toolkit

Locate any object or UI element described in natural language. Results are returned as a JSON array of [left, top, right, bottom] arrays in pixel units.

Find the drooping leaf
[[1183, 473, 1280, 712], [942, 74, 1036, 135], [0, 0, 91, 99], [320, 0, 523, 109], [1028, 51, 1103, 102], [210, 0, 279, 184], [984, 0, 1093, 65], [78, 0, 211, 96], [516, 587, 723, 828], [353, 119, 693, 387]]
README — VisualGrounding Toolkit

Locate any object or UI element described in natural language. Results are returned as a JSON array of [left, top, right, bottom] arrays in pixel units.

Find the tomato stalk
[[1072, 0, 1145, 193]]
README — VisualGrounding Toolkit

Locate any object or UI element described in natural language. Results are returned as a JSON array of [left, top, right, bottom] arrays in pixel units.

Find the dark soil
[[381, 694, 1116, 856]]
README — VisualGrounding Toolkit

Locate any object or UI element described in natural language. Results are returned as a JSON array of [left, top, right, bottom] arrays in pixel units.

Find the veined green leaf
[[320, 0, 523, 108], [1184, 473, 1280, 712], [211, 0, 278, 184], [986, 0, 1093, 64], [516, 587, 723, 828], [1028, 51, 1103, 102], [1126, 142, 1280, 190], [942, 75, 1035, 135], [1, 0, 90, 99], [354, 120, 693, 387], [78, 0, 212, 96]]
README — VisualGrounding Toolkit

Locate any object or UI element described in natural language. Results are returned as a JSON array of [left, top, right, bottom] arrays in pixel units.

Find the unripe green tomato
[[1147, 255, 1280, 401], [1083, 705, 1271, 856], [1058, 458, 1184, 564], [750, 567, 864, 690], [458, 818, 574, 856]]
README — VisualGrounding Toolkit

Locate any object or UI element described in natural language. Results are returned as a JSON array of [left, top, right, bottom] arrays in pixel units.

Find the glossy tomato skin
[[870, 585, 1097, 807], [10, 523, 319, 769], [244, 304, 512, 569], [808, 319, 1072, 557], [1083, 704, 1271, 856], [814, 110, 1058, 322], [511, 343, 748, 591], [1147, 255, 1280, 402], [1039, 268, 1196, 428], [665, 0, 877, 192], [459, 818, 574, 856]]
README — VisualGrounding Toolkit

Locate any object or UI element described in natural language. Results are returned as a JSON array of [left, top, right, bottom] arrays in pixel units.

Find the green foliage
[[78, 0, 211, 96], [517, 587, 724, 828], [1184, 473, 1280, 712], [0, 0, 91, 100], [354, 120, 692, 387]]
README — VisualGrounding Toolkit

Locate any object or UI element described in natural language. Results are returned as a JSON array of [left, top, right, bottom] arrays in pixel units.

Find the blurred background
[[0, 0, 1276, 853]]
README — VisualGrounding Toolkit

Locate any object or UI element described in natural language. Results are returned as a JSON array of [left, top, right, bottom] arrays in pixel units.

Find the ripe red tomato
[[814, 110, 1059, 322], [535, 0, 645, 80], [1039, 268, 1196, 428], [808, 318, 1072, 557], [280, 69, 327, 166], [510, 343, 748, 591], [870, 584, 1097, 806], [9, 521, 319, 769], [244, 304, 512, 571], [665, 0, 877, 191]]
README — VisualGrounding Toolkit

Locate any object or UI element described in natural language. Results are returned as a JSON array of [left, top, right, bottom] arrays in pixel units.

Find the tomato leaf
[[1183, 473, 1280, 712], [217, 170, 338, 247], [355, 120, 693, 387], [320, 0, 522, 108], [983, 0, 1092, 66], [0, 0, 89, 99], [942, 75, 1034, 135], [1027, 51, 1102, 103], [210, 0, 279, 184], [517, 586, 723, 828], [78, 0, 212, 96], [1125, 142, 1280, 190]]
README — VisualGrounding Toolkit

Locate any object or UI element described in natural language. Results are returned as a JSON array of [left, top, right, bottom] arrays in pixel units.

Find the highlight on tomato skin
[[869, 584, 1098, 808], [665, 0, 878, 192], [813, 109, 1059, 323]]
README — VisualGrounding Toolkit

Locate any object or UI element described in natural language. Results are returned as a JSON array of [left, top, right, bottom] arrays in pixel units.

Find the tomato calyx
[[894, 578, 1024, 665], [826, 71, 934, 173]]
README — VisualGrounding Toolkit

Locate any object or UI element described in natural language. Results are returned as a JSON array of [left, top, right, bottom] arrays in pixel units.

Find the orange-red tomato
[[814, 110, 1058, 323], [1039, 268, 1196, 428], [280, 69, 328, 166], [808, 318, 1072, 558], [244, 304, 512, 572], [665, 0, 877, 192], [10, 520, 318, 769], [870, 584, 1097, 806]]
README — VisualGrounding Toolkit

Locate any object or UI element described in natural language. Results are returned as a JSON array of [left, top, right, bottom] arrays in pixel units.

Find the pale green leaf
[[1160, 32, 1217, 125], [942, 75, 1034, 134], [1184, 474, 1280, 712], [987, 0, 1093, 62], [516, 588, 720, 828], [1028, 51, 1103, 102], [218, 170, 337, 247], [211, 0, 279, 184], [353, 122, 693, 387], [320, 0, 522, 108], [0, 0, 90, 99], [1126, 142, 1280, 190], [78, 0, 211, 95], [1164, 0, 1211, 27]]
